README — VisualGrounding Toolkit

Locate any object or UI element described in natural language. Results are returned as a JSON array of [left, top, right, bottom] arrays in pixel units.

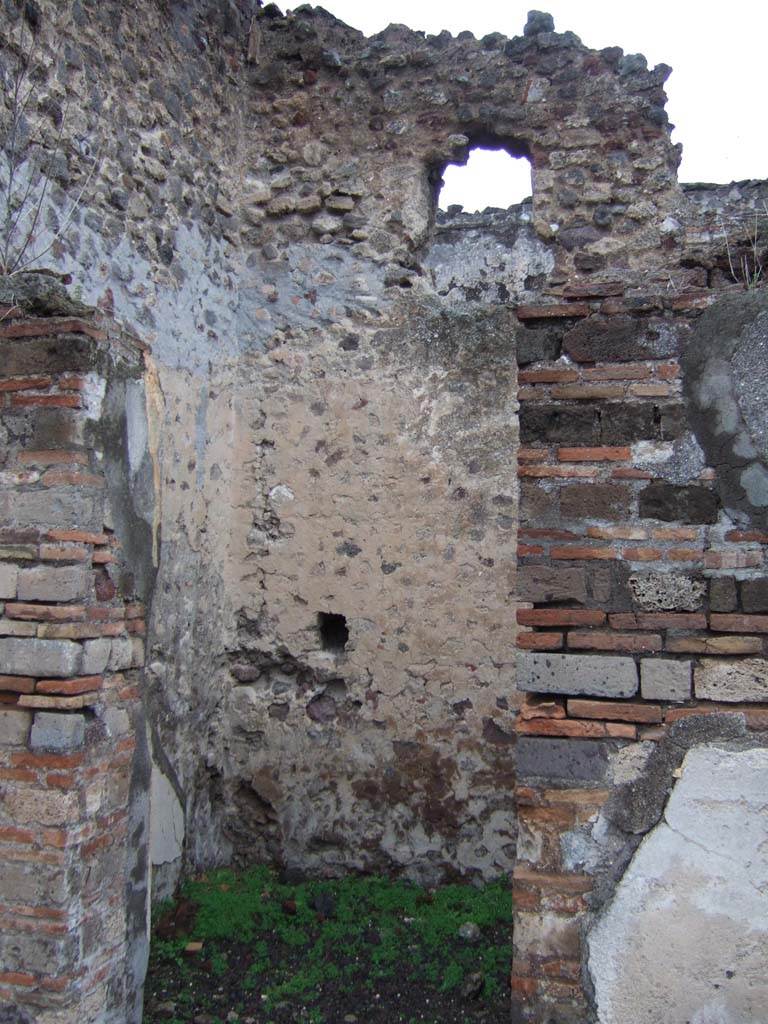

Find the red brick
[[519, 465, 598, 478], [6, 603, 86, 622], [517, 303, 590, 319], [518, 608, 606, 627], [11, 752, 84, 770], [558, 446, 630, 462], [0, 317, 106, 340], [91, 550, 115, 564], [124, 603, 144, 619], [666, 635, 763, 654], [126, 618, 146, 636], [0, 376, 52, 391], [510, 976, 538, 998], [587, 525, 647, 541], [40, 469, 103, 488], [0, 826, 35, 844], [725, 529, 768, 543], [665, 547, 705, 562], [37, 621, 125, 639], [606, 722, 637, 739], [516, 718, 607, 738], [0, 675, 35, 693], [656, 361, 680, 380], [622, 547, 662, 561], [0, 768, 37, 782], [638, 725, 666, 741], [612, 467, 654, 479], [518, 448, 550, 462], [519, 528, 581, 541], [551, 546, 616, 561], [86, 606, 125, 622], [652, 527, 700, 541], [0, 972, 36, 987], [629, 382, 672, 397], [38, 544, 89, 563], [518, 369, 580, 384], [566, 699, 663, 723], [568, 630, 662, 653], [608, 612, 707, 630], [551, 384, 624, 400], [705, 551, 762, 569], [517, 632, 564, 650], [47, 529, 110, 545], [519, 543, 544, 556], [36, 676, 103, 696], [45, 772, 77, 790], [582, 364, 650, 382], [11, 393, 81, 408], [19, 450, 89, 466], [710, 613, 768, 633], [57, 375, 88, 391]]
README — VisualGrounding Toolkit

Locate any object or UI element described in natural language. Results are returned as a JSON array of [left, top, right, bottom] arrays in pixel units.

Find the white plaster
[[149, 767, 185, 867], [588, 745, 768, 1024]]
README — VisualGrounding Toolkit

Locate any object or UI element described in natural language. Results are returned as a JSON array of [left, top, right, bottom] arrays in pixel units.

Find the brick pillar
[[0, 280, 153, 1023], [511, 287, 768, 1021]]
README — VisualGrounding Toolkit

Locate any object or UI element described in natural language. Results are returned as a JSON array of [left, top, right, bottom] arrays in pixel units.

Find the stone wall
[[0, 277, 152, 1022], [0, 1, 767, 1021]]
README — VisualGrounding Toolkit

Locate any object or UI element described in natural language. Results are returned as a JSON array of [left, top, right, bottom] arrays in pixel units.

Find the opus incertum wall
[[0, 1, 767, 1021]]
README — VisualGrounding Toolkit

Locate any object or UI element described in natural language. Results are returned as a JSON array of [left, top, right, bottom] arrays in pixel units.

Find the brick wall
[[511, 283, 768, 1022], [0, 284, 151, 1023]]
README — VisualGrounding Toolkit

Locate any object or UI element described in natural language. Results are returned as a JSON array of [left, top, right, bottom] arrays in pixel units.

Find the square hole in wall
[[318, 612, 349, 652]]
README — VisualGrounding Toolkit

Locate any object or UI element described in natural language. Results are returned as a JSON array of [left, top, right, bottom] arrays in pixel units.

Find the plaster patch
[[149, 767, 185, 868], [588, 745, 768, 1024]]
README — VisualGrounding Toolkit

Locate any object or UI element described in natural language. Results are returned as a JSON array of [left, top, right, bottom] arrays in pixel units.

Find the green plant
[[719, 201, 768, 290]]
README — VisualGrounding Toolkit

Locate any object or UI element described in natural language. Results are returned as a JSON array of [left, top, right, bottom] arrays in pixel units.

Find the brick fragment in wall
[[562, 317, 682, 363], [640, 658, 692, 702], [517, 651, 638, 698]]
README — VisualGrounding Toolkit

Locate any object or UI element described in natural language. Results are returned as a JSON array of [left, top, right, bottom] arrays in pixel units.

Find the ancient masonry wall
[[0, 2, 767, 1022], [0, 289, 153, 1023]]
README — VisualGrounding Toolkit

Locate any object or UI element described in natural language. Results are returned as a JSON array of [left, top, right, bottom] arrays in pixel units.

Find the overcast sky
[[281, 1, 767, 210]]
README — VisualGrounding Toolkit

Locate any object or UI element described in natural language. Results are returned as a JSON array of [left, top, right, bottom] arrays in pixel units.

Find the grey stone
[[1, 489, 101, 532], [0, 618, 36, 637], [30, 712, 85, 751], [694, 658, 768, 703], [0, 637, 83, 678], [82, 638, 112, 674], [17, 565, 88, 602], [108, 636, 135, 670], [517, 651, 638, 698], [516, 737, 609, 783], [0, 708, 32, 746], [640, 659, 691, 702], [741, 577, 768, 613], [0, 563, 18, 600], [629, 573, 705, 612]]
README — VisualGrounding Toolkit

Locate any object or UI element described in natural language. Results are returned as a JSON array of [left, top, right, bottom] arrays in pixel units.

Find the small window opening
[[318, 611, 349, 652], [438, 147, 532, 213]]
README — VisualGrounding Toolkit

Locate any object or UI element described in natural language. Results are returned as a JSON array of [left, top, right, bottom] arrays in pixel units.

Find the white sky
[[280, 1, 767, 211]]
